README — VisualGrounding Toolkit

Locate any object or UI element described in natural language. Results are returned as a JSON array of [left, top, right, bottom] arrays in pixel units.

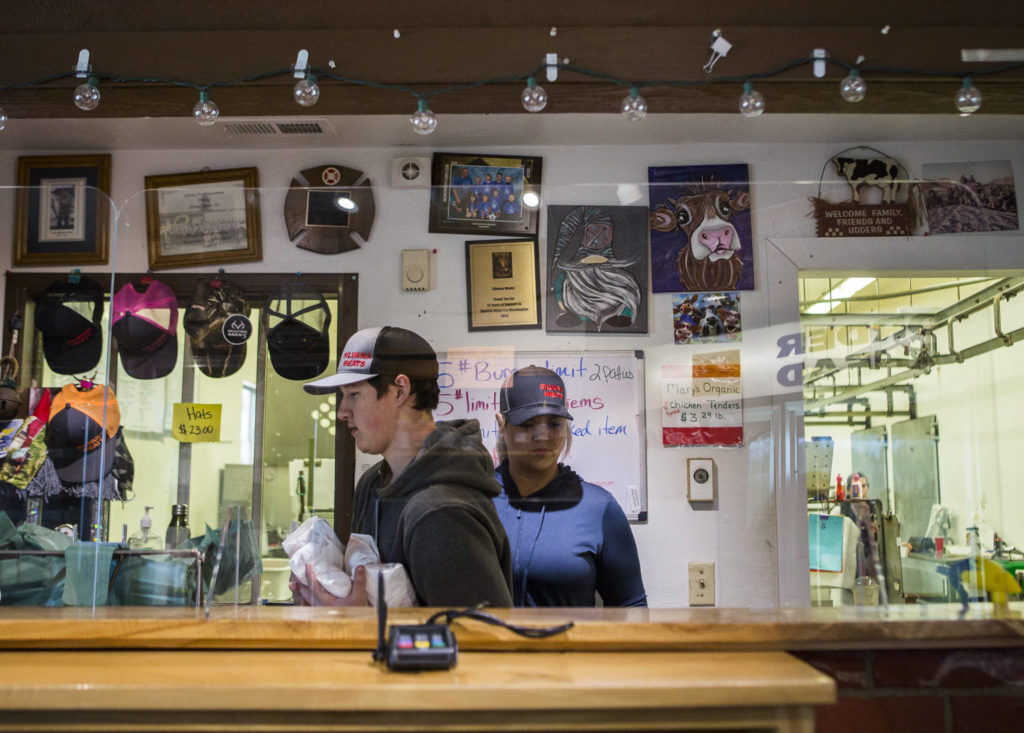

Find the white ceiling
[[3, 113, 1023, 152]]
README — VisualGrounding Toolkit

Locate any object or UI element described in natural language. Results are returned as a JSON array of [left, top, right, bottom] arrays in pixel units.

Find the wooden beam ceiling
[[3, 2, 1024, 119]]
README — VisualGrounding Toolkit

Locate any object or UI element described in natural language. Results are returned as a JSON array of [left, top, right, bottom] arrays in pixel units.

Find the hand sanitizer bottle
[[128, 506, 164, 551]]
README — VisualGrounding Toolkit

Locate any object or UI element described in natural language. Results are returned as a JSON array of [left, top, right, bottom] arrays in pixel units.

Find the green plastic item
[[0, 511, 72, 606], [62, 542, 117, 606], [109, 554, 198, 606]]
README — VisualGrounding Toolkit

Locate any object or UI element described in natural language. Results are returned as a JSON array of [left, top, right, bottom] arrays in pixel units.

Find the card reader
[[384, 623, 458, 670], [373, 572, 458, 671]]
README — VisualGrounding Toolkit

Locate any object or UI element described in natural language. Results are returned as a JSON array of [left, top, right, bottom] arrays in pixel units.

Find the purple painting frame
[[648, 163, 754, 293]]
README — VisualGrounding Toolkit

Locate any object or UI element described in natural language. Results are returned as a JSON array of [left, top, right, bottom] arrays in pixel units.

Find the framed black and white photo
[[145, 166, 262, 270], [13, 154, 112, 267]]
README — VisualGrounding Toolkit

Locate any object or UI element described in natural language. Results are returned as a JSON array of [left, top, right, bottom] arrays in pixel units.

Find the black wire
[[426, 604, 574, 639], [5, 56, 1022, 96]]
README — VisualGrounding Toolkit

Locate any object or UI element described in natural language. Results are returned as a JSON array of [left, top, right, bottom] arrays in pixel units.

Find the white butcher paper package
[[281, 516, 416, 607]]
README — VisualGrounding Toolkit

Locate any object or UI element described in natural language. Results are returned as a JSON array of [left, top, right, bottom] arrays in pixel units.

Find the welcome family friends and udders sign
[[660, 350, 743, 447], [437, 349, 648, 521]]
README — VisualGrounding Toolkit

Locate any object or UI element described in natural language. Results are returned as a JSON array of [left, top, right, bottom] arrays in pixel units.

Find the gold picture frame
[[13, 154, 112, 267], [145, 166, 262, 270], [464, 238, 541, 331]]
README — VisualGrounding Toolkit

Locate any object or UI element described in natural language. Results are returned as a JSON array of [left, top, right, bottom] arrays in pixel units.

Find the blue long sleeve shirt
[[493, 462, 647, 607]]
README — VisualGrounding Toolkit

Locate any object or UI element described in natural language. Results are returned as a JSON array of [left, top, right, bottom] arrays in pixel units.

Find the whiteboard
[[435, 350, 647, 521]]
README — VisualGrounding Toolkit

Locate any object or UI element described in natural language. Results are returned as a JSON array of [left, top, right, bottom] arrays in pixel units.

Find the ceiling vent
[[221, 118, 336, 136]]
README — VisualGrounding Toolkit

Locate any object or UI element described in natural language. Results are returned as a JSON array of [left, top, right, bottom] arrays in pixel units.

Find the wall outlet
[[688, 562, 715, 606], [687, 457, 715, 501]]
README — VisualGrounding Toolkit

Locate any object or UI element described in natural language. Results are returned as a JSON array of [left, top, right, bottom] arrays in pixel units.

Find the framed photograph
[[430, 152, 542, 235], [546, 204, 649, 334], [145, 166, 262, 270], [13, 154, 112, 267], [464, 238, 541, 331]]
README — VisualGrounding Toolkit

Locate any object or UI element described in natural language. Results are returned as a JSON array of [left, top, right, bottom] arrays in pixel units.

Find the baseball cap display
[[182, 278, 251, 379], [263, 283, 332, 381], [34, 276, 105, 375], [111, 279, 179, 380], [499, 366, 574, 425], [46, 383, 121, 484], [303, 325, 437, 394]]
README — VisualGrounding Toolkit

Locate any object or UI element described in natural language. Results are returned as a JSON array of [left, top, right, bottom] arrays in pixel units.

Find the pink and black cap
[[302, 325, 438, 394], [112, 280, 179, 380], [34, 277, 105, 375], [499, 365, 574, 425]]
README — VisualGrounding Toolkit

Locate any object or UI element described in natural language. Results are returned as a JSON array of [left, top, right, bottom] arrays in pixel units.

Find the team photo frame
[[429, 152, 542, 236]]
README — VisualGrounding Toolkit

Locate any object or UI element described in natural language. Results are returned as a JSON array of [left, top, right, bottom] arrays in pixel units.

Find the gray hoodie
[[351, 419, 513, 607]]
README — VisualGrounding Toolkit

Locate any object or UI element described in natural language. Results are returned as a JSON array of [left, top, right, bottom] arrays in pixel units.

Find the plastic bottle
[[165, 503, 190, 550], [836, 474, 845, 501], [128, 505, 164, 551]]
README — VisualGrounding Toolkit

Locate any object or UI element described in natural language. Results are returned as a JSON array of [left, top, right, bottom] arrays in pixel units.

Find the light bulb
[[73, 76, 100, 111], [293, 74, 320, 107], [0, 107, 7, 131], [738, 81, 765, 117], [839, 70, 866, 103], [410, 98, 437, 135], [955, 78, 981, 115], [521, 76, 548, 112], [193, 90, 219, 126], [621, 86, 647, 122]]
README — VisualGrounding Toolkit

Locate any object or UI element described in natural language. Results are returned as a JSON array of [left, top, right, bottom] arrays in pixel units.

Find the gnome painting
[[545, 204, 648, 333], [648, 164, 754, 293]]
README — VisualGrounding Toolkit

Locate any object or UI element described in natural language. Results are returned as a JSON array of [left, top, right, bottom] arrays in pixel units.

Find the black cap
[[34, 277, 105, 375], [262, 284, 332, 381], [499, 366, 574, 425]]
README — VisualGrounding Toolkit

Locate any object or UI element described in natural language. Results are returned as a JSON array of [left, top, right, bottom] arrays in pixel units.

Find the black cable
[[426, 604, 574, 639]]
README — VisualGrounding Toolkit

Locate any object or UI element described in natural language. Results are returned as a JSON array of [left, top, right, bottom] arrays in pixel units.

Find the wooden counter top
[[0, 649, 835, 732], [1, 603, 1022, 651]]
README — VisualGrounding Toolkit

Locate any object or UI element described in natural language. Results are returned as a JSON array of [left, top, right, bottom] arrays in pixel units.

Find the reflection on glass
[[258, 298, 338, 602], [803, 275, 1024, 608]]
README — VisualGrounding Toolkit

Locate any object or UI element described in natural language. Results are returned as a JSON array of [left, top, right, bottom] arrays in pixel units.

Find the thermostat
[[402, 249, 430, 291]]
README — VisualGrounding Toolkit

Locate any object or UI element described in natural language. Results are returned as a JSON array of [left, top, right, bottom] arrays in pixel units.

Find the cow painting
[[648, 164, 754, 293], [831, 156, 902, 204]]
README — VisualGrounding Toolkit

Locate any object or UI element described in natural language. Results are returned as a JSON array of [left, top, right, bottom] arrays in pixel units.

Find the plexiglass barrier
[[0, 148, 1021, 618]]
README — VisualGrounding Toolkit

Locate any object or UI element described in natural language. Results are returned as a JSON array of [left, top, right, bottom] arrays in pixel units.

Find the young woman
[[493, 366, 647, 607]]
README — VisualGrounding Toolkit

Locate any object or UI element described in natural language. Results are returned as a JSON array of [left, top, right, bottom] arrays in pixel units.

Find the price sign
[[661, 349, 743, 447], [172, 403, 222, 443]]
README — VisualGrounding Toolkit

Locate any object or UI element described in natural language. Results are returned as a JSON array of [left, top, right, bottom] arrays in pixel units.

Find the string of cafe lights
[[0, 46, 1021, 135]]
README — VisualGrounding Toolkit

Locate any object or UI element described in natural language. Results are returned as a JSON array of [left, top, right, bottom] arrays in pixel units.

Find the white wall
[[2, 133, 1022, 607]]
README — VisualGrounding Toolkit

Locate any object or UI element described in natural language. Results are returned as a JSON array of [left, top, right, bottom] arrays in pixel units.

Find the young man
[[294, 325, 513, 607]]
